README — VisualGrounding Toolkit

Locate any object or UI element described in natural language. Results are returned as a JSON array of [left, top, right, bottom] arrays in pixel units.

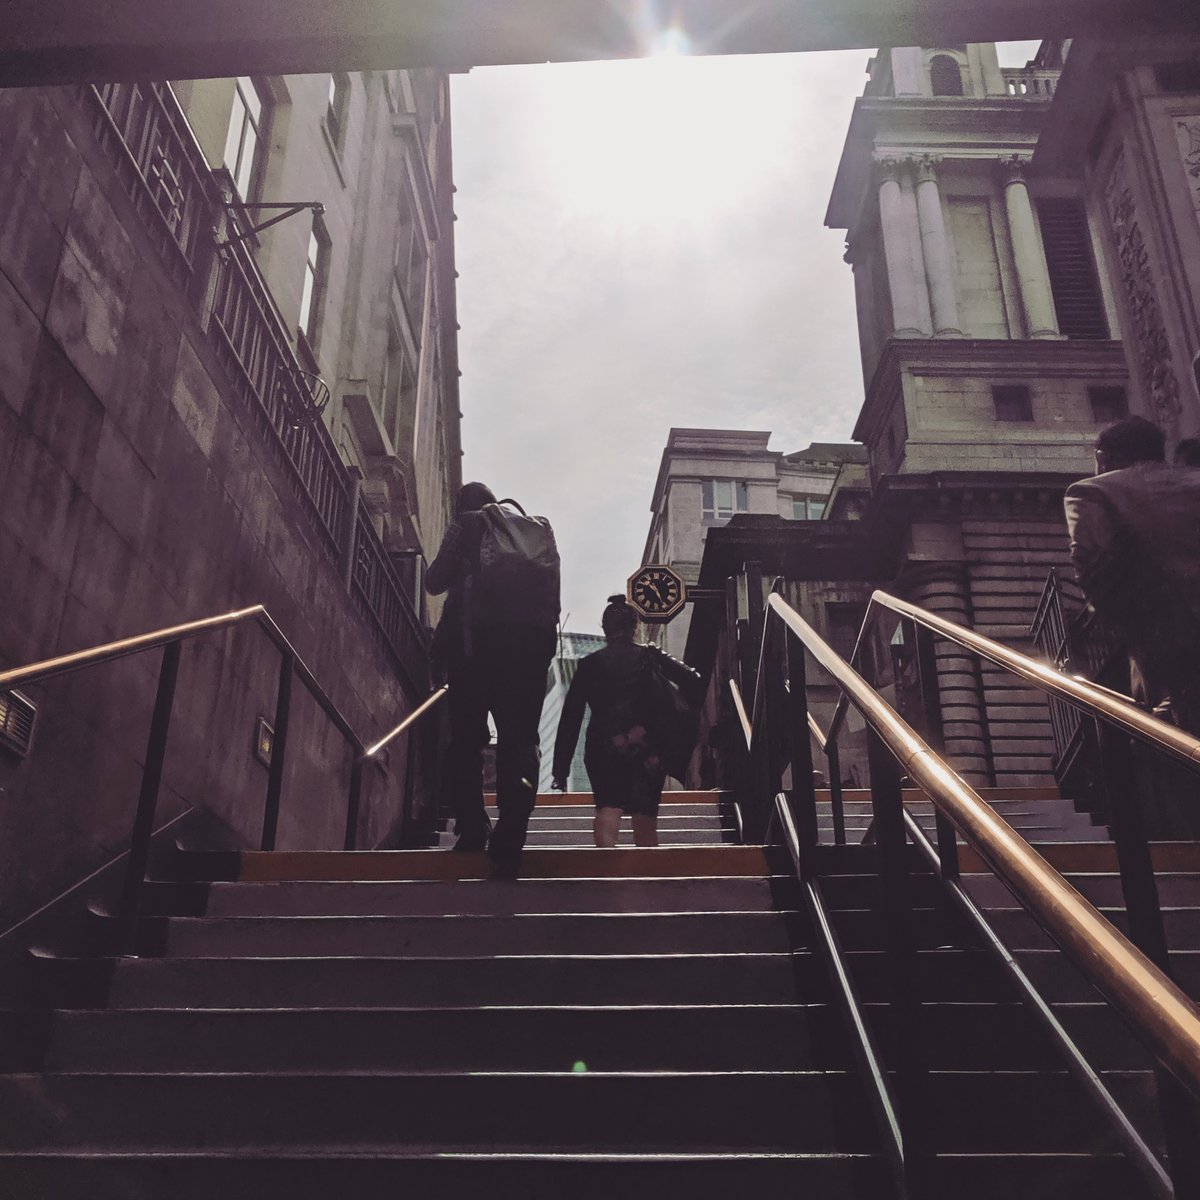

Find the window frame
[[325, 73, 350, 153], [992, 384, 1034, 423], [701, 478, 750, 525], [222, 76, 269, 201], [297, 221, 331, 352]]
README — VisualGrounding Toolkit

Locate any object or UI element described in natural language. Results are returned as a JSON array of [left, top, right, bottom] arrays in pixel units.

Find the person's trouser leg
[[487, 631, 555, 863], [444, 660, 491, 847]]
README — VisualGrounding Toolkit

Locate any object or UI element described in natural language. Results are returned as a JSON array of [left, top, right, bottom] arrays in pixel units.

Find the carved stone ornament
[[1103, 152, 1182, 432], [997, 154, 1031, 186], [1175, 117, 1200, 224], [915, 153, 943, 184], [872, 153, 912, 185]]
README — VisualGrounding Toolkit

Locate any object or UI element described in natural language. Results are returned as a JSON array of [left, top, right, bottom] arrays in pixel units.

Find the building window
[[929, 55, 965, 96], [993, 384, 1033, 422], [326, 73, 350, 151], [222, 76, 268, 200], [701, 479, 749, 524], [298, 225, 329, 349], [792, 496, 827, 521], [394, 181, 429, 330], [1036, 198, 1108, 340], [1088, 386, 1128, 424]]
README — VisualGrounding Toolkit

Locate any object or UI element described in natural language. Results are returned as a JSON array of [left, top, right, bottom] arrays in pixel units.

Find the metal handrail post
[[867, 724, 931, 1192], [911, 621, 958, 880], [260, 652, 294, 851], [117, 639, 182, 955], [784, 627, 818, 868], [827, 736, 846, 846]]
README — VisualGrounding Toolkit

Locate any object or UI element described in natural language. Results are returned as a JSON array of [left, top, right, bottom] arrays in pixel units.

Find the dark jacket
[[1064, 462, 1200, 708], [552, 639, 701, 781], [425, 511, 486, 668]]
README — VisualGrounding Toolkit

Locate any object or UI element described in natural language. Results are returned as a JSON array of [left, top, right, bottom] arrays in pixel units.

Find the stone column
[[1000, 156, 1060, 340], [914, 155, 964, 337], [904, 563, 993, 787], [875, 156, 927, 337]]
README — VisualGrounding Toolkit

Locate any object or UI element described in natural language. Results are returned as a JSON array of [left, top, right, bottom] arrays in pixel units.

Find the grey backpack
[[473, 500, 560, 631]]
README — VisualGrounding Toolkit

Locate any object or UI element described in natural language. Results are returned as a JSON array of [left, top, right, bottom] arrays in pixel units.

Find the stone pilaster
[[902, 562, 994, 786], [875, 155, 931, 337], [914, 155, 964, 338], [999, 155, 1060, 340]]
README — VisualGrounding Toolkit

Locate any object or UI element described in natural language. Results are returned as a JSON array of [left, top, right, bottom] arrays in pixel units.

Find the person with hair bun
[[551, 595, 701, 847]]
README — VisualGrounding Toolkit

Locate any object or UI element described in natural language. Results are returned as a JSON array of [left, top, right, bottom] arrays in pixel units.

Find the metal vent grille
[[0, 691, 36, 757], [1036, 198, 1109, 341]]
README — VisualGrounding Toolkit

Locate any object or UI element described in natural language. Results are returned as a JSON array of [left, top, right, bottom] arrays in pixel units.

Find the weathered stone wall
[[0, 87, 425, 932]]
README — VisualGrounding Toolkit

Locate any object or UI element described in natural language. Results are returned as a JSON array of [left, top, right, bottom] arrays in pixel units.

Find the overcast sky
[[449, 44, 1037, 634]]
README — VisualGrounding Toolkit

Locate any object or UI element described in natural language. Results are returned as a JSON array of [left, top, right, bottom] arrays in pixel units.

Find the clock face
[[627, 564, 686, 622]]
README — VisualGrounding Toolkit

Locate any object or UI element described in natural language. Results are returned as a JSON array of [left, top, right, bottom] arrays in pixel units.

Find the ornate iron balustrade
[[81, 81, 429, 680], [351, 507, 427, 690], [1030, 567, 1126, 775], [87, 81, 217, 283], [208, 232, 350, 556]]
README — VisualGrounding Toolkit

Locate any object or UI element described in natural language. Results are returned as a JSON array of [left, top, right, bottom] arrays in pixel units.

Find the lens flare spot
[[572, 1060, 588, 1074]]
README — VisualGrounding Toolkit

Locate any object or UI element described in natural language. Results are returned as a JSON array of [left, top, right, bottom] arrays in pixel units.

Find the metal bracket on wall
[[215, 201, 325, 249]]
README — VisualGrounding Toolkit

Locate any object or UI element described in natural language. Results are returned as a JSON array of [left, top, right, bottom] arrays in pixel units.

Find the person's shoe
[[488, 853, 521, 881], [451, 818, 491, 853]]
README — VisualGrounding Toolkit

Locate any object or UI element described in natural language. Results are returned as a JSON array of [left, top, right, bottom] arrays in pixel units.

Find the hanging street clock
[[626, 563, 687, 623]]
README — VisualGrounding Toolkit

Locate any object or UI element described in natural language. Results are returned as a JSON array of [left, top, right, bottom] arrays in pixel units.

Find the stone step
[[0, 1070, 1140, 1154], [15, 1004, 835, 1073], [5, 1001, 1140, 1075], [33, 951, 815, 1009], [492, 806, 729, 823], [963, 872, 1200, 909], [186, 876, 793, 918], [455, 829, 734, 848], [0, 1152, 896, 1200], [0, 1071, 873, 1153], [486, 792, 727, 807], [164, 846, 771, 884], [132, 911, 806, 958]]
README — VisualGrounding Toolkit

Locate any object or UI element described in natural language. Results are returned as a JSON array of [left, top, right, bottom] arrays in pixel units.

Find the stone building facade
[[819, 37, 1200, 787], [0, 70, 461, 931], [641, 428, 866, 660]]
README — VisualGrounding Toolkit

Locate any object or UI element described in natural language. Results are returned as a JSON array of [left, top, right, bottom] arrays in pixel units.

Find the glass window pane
[[715, 480, 732, 509], [701, 480, 713, 509], [736, 481, 749, 510], [809, 501, 826, 520], [298, 267, 315, 337], [240, 77, 262, 123], [223, 91, 246, 179], [235, 126, 257, 197]]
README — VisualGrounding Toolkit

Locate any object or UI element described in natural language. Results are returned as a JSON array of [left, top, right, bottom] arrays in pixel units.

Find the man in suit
[[1065, 416, 1200, 733]]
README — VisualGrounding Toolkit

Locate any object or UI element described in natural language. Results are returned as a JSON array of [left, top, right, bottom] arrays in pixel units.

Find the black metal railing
[[724, 576, 1200, 1198], [79, 81, 428, 685], [0, 608, 447, 956]]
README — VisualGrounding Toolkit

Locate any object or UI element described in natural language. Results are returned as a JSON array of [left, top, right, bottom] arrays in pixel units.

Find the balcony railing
[[81, 81, 428, 687], [1001, 67, 1059, 98]]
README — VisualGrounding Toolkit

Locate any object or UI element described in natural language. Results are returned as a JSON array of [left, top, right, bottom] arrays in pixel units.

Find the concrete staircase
[[0, 788, 1178, 1196]]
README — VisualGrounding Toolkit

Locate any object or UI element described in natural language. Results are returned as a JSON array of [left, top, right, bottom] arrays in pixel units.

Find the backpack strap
[[495, 498, 528, 516]]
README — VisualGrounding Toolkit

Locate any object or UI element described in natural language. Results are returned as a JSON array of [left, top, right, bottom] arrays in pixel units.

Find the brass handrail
[[823, 589, 1200, 773], [728, 678, 753, 753], [0, 606, 266, 691], [364, 684, 449, 758], [767, 591, 1200, 1101]]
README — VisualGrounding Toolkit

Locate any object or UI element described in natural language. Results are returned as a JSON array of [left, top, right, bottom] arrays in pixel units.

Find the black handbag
[[644, 648, 700, 784]]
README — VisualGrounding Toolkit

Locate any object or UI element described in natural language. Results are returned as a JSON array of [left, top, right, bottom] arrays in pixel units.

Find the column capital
[[914, 153, 943, 184], [998, 154, 1031, 186], [872, 153, 912, 185]]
